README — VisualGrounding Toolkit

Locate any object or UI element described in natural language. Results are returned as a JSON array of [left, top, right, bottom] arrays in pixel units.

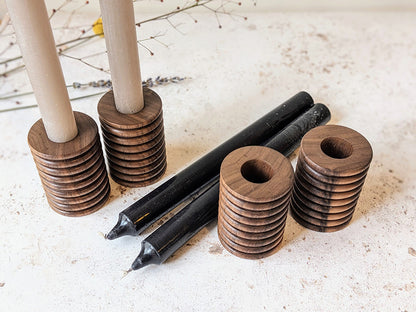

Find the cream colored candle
[[6, 0, 77, 143], [100, 0, 144, 114]]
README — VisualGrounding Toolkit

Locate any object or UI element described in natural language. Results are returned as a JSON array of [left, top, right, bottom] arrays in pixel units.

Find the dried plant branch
[[136, 0, 246, 30], [0, 0, 247, 77], [49, 0, 72, 20], [63, 1, 91, 28], [0, 91, 106, 114], [0, 76, 188, 105], [60, 53, 109, 73]]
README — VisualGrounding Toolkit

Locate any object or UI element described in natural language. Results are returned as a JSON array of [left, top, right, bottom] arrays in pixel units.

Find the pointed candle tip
[[105, 230, 117, 240]]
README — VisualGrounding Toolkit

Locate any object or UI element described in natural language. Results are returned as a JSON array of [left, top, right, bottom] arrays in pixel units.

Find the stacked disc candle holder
[[290, 125, 373, 232], [28, 112, 111, 216], [218, 146, 294, 259], [98, 88, 167, 187]]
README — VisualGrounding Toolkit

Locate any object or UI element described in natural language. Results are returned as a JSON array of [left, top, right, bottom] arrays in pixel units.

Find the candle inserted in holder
[[7, 0, 110, 216], [98, 0, 166, 187], [28, 112, 110, 216]]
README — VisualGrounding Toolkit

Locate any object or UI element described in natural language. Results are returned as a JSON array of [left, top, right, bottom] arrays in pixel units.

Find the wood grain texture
[[28, 112, 110, 217], [296, 160, 366, 192], [220, 185, 292, 211], [98, 88, 167, 187], [34, 144, 102, 177], [41, 168, 108, 198], [292, 186, 359, 214], [290, 125, 372, 232], [31, 141, 100, 169], [298, 152, 368, 185], [300, 125, 373, 177], [108, 155, 167, 176], [218, 222, 285, 248], [105, 146, 166, 168], [104, 134, 165, 160], [218, 228, 284, 260], [97, 88, 162, 130], [219, 190, 289, 218], [294, 181, 361, 207], [36, 155, 105, 184], [295, 173, 363, 199], [220, 146, 294, 203], [101, 122, 164, 146], [218, 146, 293, 259], [28, 112, 98, 160], [290, 206, 353, 233], [100, 114, 163, 138], [219, 209, 288, 240]]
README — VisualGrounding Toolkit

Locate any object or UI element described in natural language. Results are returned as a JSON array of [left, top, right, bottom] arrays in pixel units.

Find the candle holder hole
[[241, 159, 273, 184], [320, 137, 353, 159]]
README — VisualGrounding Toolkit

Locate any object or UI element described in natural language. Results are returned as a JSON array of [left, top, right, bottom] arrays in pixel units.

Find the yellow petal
[[92, 17, 104, 38]]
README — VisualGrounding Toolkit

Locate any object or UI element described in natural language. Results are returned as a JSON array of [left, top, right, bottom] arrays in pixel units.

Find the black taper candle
[[106, 92, 314, 240], [130, 103, 331, 270]]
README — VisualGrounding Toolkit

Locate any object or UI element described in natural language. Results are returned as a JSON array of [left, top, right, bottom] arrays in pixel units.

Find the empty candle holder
[[218, 146, 294, 259], [98, 88, 167, 187], [28, 112, 111, 216], [290, 125, 373, 232]]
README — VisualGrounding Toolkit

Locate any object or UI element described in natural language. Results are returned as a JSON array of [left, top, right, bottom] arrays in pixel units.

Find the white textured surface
[[1, 11, 416, 312]]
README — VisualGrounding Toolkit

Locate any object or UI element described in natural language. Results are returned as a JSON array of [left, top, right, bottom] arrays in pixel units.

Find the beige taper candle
[[6, 0, 78, 143], [99, 0, 144, 114]]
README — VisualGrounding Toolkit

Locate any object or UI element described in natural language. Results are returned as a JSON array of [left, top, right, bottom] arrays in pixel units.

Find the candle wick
[[121, 268, 133, 279]]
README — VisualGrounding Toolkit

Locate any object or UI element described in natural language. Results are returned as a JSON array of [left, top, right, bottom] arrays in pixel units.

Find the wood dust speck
[[408, 247, 416, 257], [0, 282, 5, 287], [209, 243, 223, 255], [316, 33, 328, 41], [116, 185, 128, 195]]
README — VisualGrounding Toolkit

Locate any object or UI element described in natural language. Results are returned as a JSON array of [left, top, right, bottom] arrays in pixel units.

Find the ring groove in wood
[[290, 125, 372, 232], [219, 209, 288, 241], [98, 88, 167, 187], [28, 112, 110, 216], [218, 229, 284, 260], [218, 146, 293, 259]]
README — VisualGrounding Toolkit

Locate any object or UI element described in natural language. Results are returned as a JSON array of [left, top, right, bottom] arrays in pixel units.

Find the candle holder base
[[290, 125, 373, 232], [217, 146, 294, 259], [28, 112, 111, 217], [98, 88, 167, 187]]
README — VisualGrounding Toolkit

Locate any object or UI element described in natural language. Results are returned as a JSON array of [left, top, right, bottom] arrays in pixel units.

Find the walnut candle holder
[[28, 112, 111, 217], [98, 88, 167, 188], [290, 125, 373, 232], [218, 146, 294, 259]]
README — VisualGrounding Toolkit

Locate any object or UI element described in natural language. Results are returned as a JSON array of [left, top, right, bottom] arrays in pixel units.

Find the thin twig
[[60, 53, 109, 73], [136, 1, 212, 26], [1, 64, 25, 77], [0, 76, 188, 102], [0, 0, 247, 76], [0, 34, 99, 66], [0, 91, 106, 114], [49, 0, 72, 20]]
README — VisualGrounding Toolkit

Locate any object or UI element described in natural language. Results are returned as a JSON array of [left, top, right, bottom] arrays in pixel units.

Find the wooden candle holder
[[218, 146, 294, 259], [290, 125, 373, 232], [97, 88, 167, 187], [28, 112, 111, 217]]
